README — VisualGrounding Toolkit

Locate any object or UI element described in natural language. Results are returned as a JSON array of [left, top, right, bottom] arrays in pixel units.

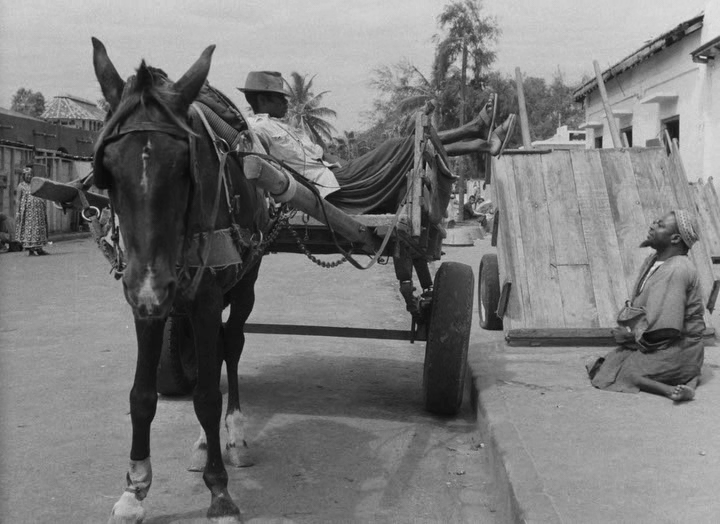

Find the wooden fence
[[491, 147, 716, 333], [1, 144, 92, 235]]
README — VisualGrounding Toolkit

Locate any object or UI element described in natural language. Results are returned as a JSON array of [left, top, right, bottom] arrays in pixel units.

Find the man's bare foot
[[489, 114, 517, 156], [669, 384, 695, 402]]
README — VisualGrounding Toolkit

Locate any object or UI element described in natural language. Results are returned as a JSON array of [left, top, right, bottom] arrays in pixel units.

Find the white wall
[[582, 27, 720, 188]]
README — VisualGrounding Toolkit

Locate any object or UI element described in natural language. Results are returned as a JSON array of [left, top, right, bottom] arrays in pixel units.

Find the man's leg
[[630, 374, 696, 402], [444, 114, 516, 157], [438, 95, 495, 144]]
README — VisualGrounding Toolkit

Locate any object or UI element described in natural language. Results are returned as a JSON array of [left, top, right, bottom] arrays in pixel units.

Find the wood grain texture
[[600, 149, 648, 295], [512, 154, 564, 328], [570, 150, 627, 327]]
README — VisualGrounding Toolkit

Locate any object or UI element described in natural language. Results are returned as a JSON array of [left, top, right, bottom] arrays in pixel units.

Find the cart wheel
[[423, 262, 474, 416], [478, 254, 503, 331], [157, 316, 197, 396]]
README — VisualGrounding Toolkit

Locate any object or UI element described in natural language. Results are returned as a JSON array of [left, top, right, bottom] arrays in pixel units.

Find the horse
[[92, 37, 269, 523]]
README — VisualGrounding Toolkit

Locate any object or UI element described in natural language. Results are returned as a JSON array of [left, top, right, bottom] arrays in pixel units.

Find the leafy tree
[[484, 70, 584, 148], [284, 72, 338, 148], [11, 88, 45, 117], [435, 0, 500, 124]]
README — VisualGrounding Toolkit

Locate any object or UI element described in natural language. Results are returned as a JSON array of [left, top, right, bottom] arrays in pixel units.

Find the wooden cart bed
[[490, 146, 718, 345]]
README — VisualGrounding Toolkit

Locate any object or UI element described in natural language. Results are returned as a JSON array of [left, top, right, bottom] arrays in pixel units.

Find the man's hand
[[611, 326, 634, 344]]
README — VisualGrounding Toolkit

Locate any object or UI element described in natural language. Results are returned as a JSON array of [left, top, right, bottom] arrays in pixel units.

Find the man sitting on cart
[[239, 71, 516, 214], [586, 210, 705, 402]]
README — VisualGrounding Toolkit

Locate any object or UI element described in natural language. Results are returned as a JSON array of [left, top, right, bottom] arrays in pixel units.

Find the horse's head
[[92, 37, 215, 319]]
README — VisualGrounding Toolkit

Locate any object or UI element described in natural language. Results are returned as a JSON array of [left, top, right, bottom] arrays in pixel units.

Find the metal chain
[[287, 221, 348, 268]]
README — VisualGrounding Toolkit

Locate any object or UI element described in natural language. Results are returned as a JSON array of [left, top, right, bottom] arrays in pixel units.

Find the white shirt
[[247, 114, 340, 198]]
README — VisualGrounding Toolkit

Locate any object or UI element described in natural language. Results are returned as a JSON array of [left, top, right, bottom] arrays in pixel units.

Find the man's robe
[[590, 254, 705, 392]]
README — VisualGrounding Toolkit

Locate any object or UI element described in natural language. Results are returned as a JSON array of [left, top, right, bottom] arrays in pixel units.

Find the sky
[[0, 0, 711, 132]]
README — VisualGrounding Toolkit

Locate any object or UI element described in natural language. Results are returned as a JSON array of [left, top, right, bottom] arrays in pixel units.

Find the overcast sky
[[0, 0, 711, 132]]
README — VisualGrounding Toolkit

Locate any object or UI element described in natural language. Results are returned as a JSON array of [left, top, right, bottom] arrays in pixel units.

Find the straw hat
[[237, 71, 290, 96]]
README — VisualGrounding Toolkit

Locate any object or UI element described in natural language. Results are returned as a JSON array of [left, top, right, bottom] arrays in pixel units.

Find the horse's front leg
[[108, 319, 164, 524], [191, 290, 241, 521], [223, 262, 261, 468]]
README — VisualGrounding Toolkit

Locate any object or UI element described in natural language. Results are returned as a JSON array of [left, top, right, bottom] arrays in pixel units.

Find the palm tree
[[284, 72, 338, 148]]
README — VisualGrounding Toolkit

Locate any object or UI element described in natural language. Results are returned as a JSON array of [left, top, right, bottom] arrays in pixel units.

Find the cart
[[32, 107, 474, 416], [477, 143, 719, 345]]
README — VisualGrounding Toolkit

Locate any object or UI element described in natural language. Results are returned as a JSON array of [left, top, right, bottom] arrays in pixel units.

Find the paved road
[[0, 235, 499, 523]]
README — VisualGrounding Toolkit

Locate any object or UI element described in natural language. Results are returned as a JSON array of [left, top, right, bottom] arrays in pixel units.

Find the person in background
[[15, 164, 49, 256], [586, 210, 705, 402]]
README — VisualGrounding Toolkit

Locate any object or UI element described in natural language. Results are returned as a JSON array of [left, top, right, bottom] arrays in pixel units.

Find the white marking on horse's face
[[136, 264, 159, 307], [141, 139, 152, 192]]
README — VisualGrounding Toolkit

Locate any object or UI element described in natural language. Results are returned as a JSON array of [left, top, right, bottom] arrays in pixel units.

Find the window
[[662, 117, 680, 152], [621, 126, 633, 147], [594, 135, 603, 149]]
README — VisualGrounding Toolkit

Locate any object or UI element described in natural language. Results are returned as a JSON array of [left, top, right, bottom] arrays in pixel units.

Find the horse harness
[[91, 102, 286, 298]]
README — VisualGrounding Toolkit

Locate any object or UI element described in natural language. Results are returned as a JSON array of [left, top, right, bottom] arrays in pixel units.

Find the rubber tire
[[423, 262, 474, 416], [478, 253, 503, 331], [156, 316, 197, 396]]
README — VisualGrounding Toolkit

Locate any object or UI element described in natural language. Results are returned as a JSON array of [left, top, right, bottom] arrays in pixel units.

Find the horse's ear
[[174, 45, 216, 107], [92, 37, 125, 110]]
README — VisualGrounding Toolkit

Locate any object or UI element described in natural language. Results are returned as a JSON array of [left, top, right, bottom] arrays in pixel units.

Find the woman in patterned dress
[[15, 164, 49, 256]]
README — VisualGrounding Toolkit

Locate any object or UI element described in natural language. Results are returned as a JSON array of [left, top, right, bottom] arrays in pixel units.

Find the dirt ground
[[0, 235, 499, 523]]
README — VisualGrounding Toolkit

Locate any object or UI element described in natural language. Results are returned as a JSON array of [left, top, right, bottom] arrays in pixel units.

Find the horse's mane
[[96, 62, 197, 151]]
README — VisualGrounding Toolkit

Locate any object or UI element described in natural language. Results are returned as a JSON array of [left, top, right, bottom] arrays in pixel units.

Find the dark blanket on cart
[[326, 135, 416, 216]]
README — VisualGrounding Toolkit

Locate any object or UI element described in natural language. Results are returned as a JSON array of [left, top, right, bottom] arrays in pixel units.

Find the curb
[[468, 341, 562, 524]]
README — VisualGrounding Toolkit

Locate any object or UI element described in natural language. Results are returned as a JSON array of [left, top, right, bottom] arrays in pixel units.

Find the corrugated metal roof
[[573, 13, 704, 102], [41, 95, 106, 121]]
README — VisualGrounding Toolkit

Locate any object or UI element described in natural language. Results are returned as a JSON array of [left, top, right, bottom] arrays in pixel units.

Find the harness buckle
[[214, 137, 230, 155], [81, 206, 101, 221]]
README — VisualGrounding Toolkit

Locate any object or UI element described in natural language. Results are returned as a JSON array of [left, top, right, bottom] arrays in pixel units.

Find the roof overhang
[[691, 34, 720, 63], [639, 93, 679, 104], [579, 121, 603, 130], [573, 14, 704, 102]]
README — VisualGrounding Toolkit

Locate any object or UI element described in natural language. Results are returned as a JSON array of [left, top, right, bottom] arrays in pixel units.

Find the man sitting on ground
[[238, 71, 515, 213], [586, 210, 705, 402]]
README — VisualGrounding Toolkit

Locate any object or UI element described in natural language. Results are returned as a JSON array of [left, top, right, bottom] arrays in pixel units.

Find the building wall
[[0, 111, 97, 157], [1, 144, 93, 234], [582, 29, 720, 187]]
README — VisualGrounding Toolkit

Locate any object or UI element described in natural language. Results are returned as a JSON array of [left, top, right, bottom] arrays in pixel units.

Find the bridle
[[94, 110, 236, 299]]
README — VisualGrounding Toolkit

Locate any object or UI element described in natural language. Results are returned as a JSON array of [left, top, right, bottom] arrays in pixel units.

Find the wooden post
[[457, 42, 469, 222], [515, 67, 533, 149], [593, 60, 622, 148]]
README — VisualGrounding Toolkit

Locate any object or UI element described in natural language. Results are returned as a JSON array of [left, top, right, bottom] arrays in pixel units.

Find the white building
[[531, 125, 586, 150], [573, 2, 720, 186]]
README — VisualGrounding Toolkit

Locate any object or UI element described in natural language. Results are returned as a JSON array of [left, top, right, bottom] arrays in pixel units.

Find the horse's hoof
[[108, 491, 145, 524], [224, 442, 254, 468], [187, 448, 207, 472], [208, 492, 242, 522]]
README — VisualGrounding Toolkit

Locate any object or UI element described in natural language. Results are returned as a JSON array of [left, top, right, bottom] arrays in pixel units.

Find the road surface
[[0, 235, 500, 523]]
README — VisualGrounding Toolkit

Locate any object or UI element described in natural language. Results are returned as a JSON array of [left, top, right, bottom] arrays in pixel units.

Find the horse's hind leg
[[223, 262, 261, 468], [190, 290, 241, 521], [108, 319, 164, 524]]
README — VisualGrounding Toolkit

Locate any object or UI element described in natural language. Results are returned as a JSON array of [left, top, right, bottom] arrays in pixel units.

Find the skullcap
[[674, 209, 699, 248]]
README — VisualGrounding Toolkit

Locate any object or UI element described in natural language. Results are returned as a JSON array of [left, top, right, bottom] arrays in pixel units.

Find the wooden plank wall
[[492, 148, 716, 330], [0, 145, 92, 234], [689, 177, 720, 258]]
